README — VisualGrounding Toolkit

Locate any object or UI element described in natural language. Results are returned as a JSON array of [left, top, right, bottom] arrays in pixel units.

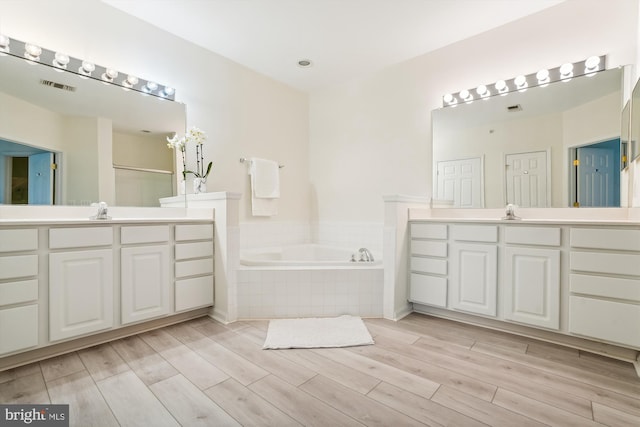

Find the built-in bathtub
[[236, 244, 383, 319]]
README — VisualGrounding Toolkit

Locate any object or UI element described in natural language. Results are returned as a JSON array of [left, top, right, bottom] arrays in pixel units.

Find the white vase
[[193, 177, 207, 194], [179, 179, 186, 195]]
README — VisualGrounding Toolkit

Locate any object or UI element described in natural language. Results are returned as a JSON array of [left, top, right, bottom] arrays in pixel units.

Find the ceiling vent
[[39, 79, 76, 92], [507, 104, 522, 112]]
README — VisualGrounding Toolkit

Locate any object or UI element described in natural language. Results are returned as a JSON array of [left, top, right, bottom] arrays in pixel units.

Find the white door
[[121, 245, 171, 324], [505, 151, 549, 208], [436, 158, 482, 208], [504, 247, 560, 330], [450, 243, 497, 316], [49, 249, 114, 341]]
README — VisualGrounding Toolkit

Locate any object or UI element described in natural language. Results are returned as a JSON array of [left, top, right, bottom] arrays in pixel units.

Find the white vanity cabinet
[[409, 220, 640, 354], [174, 224, 214, 312], [450, 225, 498, 316], [569, 228, 640, 348], [409, 223, 448, 307], [503, 226, 560, 330], [49, 227, 114, 342], [0, 229, 39, 355], [120, 226, 171, 325]]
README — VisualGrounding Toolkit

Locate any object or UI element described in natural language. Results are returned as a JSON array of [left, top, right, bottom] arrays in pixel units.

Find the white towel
[[249, 157, 280, 216]]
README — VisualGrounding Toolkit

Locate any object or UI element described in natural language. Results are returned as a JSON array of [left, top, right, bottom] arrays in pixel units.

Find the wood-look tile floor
[[1, 313, 639, 426]]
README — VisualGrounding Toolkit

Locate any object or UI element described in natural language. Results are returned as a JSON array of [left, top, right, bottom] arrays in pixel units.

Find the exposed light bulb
[[560, 63, 573, 81], [160, 86, 175, 98], [142, 81, 158, 93], [584, 55, 601, 75], [443, 93, 457, 106], [53, 52, 70, 69], [24, 43, 42, 62], [476, 84, 490, 99], [459, 89, 473, 103], [101, 68, 118, 83], [78, 60, 95, 77], [536, 69, 550, 86], [495, 80, 508, 95], [122, 75, 139, 89], [514, 75, 528, 91]]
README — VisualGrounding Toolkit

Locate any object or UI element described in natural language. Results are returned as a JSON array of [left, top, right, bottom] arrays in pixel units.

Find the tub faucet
[[358, 248, 374, 262]]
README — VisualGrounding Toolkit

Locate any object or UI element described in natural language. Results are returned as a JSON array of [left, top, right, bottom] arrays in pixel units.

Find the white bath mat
[[263, 315, 374, 349]]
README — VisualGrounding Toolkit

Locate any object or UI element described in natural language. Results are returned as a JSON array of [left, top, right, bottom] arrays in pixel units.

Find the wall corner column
[[382, 194, 430, 321]]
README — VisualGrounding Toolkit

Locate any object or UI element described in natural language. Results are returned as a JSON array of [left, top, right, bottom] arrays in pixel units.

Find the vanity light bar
[[0, 35, 176, 101], [442, 55, 606, 107]]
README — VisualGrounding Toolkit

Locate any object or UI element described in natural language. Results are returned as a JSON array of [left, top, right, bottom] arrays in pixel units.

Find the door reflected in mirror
[[432, 67, 625, 208]]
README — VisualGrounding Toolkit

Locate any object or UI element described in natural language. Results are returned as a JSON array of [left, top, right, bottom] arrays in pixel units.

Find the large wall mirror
[[0, 49, 186, 207], [432, 66, 625, 208]]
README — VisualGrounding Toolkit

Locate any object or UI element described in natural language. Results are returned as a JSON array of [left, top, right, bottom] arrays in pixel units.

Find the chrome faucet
[[91, 202, 110, 220], [358, 248, 374, 262], [502, 203, 520, 220]]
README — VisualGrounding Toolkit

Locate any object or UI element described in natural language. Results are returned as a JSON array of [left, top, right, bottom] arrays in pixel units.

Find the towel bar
[[240, 157, 284, 168]]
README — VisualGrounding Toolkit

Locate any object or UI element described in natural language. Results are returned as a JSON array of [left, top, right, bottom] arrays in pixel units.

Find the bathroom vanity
[[408, 215, 640, 370], [0, 217, 214, 371]]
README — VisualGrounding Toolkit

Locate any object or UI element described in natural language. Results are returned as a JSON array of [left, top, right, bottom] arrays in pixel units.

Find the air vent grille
[[40, 79, 76, 92]]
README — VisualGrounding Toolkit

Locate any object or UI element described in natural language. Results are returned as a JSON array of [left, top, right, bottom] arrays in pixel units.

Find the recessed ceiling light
[[297, 59, 312, 68]]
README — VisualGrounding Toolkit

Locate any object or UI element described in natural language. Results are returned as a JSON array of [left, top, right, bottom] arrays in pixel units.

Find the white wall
[[2, 0, 310, 222], [310, 0, 639, 222]]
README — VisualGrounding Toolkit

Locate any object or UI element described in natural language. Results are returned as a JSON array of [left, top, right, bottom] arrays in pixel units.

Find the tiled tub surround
[[236, 222, 384, 320], [236, 266, 383, 319]]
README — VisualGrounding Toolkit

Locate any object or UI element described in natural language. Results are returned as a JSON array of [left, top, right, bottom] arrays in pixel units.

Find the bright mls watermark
[[1, 405, 68, 426]]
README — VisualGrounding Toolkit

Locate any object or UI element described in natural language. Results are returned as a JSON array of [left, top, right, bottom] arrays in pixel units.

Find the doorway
[[1, 142, 57, 205], [570, 138, 620, 207]]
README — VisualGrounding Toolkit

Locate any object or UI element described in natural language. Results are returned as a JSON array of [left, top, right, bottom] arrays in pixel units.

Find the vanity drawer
[[505, 226, 560, 246], [0, 279, 38, 306], [410, 256, 447, 275], [570, 274, 640, 302], [410, 273, 447, 308], [411, 240, 447, 257], [50, 227, 113, 249], [411, 223, 447, 240], [175, 224, 214, 241], [570, 228, 640, 251], [0, 255, 38, 280], [175, 258, 214, 278], [175, 275, 214, 311], [0, 229, 38, 252], [569, 296, 640, 347], [570, 251, 640, 276], [451, 225, 498, 243], [0, 304, 38, 355], [121, 225, 170, 245], [175, 242, 214, 260]]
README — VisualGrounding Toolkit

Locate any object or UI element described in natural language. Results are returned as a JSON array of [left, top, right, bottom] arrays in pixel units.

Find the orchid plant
[[167, 126, 212, 180]]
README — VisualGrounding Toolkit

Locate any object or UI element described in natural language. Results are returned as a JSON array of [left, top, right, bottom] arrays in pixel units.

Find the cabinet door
[[121, 245, 170, 325], [504, 247, 560, 329], [450, 243, 497, 316], [49, 249, 113, 341]]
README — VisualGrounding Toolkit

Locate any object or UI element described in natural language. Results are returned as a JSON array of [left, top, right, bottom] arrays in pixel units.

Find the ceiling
[[102, 0, 564, 92]]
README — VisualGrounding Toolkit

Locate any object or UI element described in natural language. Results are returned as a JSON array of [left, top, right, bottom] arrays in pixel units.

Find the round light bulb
[[476, 85, 488, 96], [514, 75, 527, 87], [53, 52, 70, 68], [79, 60, 95, 76], [0, 34, 10, 53]]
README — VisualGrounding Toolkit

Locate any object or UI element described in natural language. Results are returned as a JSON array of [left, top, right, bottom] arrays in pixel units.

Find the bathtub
[[236, 244, 383, 319], [240, 244, 380, 267]]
